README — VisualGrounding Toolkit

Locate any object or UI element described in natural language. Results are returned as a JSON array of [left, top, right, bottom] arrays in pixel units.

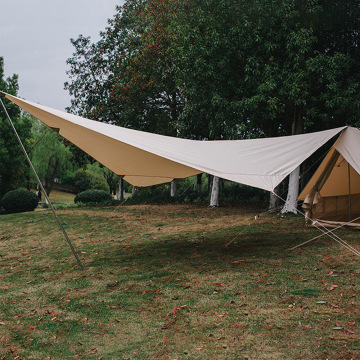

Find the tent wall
[[314, 193, 360, 224], [299, 137, 360, 229]]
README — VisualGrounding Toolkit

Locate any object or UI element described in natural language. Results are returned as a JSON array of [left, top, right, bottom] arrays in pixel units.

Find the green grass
[[0, 203, 359, 359]]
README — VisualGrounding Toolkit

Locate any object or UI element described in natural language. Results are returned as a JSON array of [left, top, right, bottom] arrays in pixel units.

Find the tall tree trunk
[[269, 184, 281, 212], [117, 176, 124, 200], [281, 166, 300, 214], [210, 176, 220, 207], [281, 106, 303, 214], [44, 156, 59, 197], [208, 174, 213, 195], [170, 179, 177, 197], [197, 173, 202, 193]]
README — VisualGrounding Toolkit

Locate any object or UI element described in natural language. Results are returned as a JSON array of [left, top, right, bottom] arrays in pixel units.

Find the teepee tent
[[0, 92, 347, 194], [298, 127, 360, 229]]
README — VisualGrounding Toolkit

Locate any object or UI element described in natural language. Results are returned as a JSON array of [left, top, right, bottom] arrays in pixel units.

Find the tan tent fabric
[[298, 127, 360, 228], [1, 92, 346, 192]]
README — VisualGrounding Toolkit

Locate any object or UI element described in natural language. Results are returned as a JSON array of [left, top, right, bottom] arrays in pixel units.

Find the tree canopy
[[65, 0, 360, 141], [0, 57, 32, 197], [29, 120, 72, 196]]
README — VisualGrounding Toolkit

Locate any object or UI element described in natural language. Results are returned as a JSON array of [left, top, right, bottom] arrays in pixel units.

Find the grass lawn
[[47, 189, 76, 205], [0, 202, 359, 359]]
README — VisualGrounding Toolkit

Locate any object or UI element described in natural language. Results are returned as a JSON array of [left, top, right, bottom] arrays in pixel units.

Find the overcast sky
[[1, 0, 124, 111]]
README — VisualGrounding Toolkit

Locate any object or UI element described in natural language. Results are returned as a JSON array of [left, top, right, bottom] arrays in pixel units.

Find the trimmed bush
[[74, 189, 112, 204], [73, 169, 109, 193], [0, 189, 39, 214]]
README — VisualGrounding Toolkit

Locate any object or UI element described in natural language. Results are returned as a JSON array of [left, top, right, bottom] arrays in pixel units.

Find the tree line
[[64, 0, 360, 207], [1, 0, 359, 205], [66, 0, 360, 137]]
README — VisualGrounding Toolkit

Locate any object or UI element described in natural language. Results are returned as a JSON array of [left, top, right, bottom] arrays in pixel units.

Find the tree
[[87, 162, 118, 195], [0, 57, 32, 197], [30, 120, 72, 196], [65, 0, 184, 136], [64, 0, 360, 208]]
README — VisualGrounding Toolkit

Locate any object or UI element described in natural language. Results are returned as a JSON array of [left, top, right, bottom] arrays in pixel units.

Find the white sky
[[1, 0, 124, 111]]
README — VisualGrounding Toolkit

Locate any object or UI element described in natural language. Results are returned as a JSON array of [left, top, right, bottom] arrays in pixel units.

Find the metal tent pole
[[0, 97, 84, 270], [348, 163, 352, 222]]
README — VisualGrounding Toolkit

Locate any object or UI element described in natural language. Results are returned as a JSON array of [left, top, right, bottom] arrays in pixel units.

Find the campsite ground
[[0, 199, 359, 359]]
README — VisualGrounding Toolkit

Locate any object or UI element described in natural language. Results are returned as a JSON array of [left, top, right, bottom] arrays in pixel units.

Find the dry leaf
[[194, 346, 205, 351]]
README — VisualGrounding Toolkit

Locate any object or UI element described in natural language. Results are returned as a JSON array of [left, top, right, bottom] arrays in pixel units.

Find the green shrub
[[73, 169, 109, 193], [60, 170, 75, 186], [74, 189, 112, 204], [125, 178, 268, 205], [0, 189, 39, 214], [126, 183, 208, 205], [220, 182, 268, 203]]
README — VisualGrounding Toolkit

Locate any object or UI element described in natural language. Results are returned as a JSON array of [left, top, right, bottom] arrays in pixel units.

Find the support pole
[[0, 97, 84, 270], [348, 163, 352, 222]]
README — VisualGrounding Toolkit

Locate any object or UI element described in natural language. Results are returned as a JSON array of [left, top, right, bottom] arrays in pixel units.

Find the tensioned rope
[[83, 196, 129, 241], [0, 97, 84, 270], [224, 204, 283, 248], [272, 192, 360, 257], [224, 137, 360, 256], [267, 132, 360, 257], [82, 178, 200, 242], [289, 215, 360, 251], [224, 143, 338, 249]]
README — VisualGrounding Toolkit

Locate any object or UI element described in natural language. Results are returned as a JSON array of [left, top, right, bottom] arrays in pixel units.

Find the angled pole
[[348, 163, 352, 222], [0, 96, 84, 270]]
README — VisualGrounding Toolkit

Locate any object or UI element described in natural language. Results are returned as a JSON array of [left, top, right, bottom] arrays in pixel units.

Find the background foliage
[[1, 0, 359, 203], [66, 0, 360, 140]]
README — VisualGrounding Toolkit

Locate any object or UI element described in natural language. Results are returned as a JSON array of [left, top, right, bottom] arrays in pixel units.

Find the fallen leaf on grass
[[327, 285, 338, 291], [345, 329, 355, 334], [299, 324, 310, 329], [333, 326, 343, 330], [194, 346, 205, 351], [238, 303, 247, 307], [215, 283, 224, 287]]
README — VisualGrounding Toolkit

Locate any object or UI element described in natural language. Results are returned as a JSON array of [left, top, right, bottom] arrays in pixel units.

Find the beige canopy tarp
[[1, 92, 347, 192], [298, 127, 360, 228]]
